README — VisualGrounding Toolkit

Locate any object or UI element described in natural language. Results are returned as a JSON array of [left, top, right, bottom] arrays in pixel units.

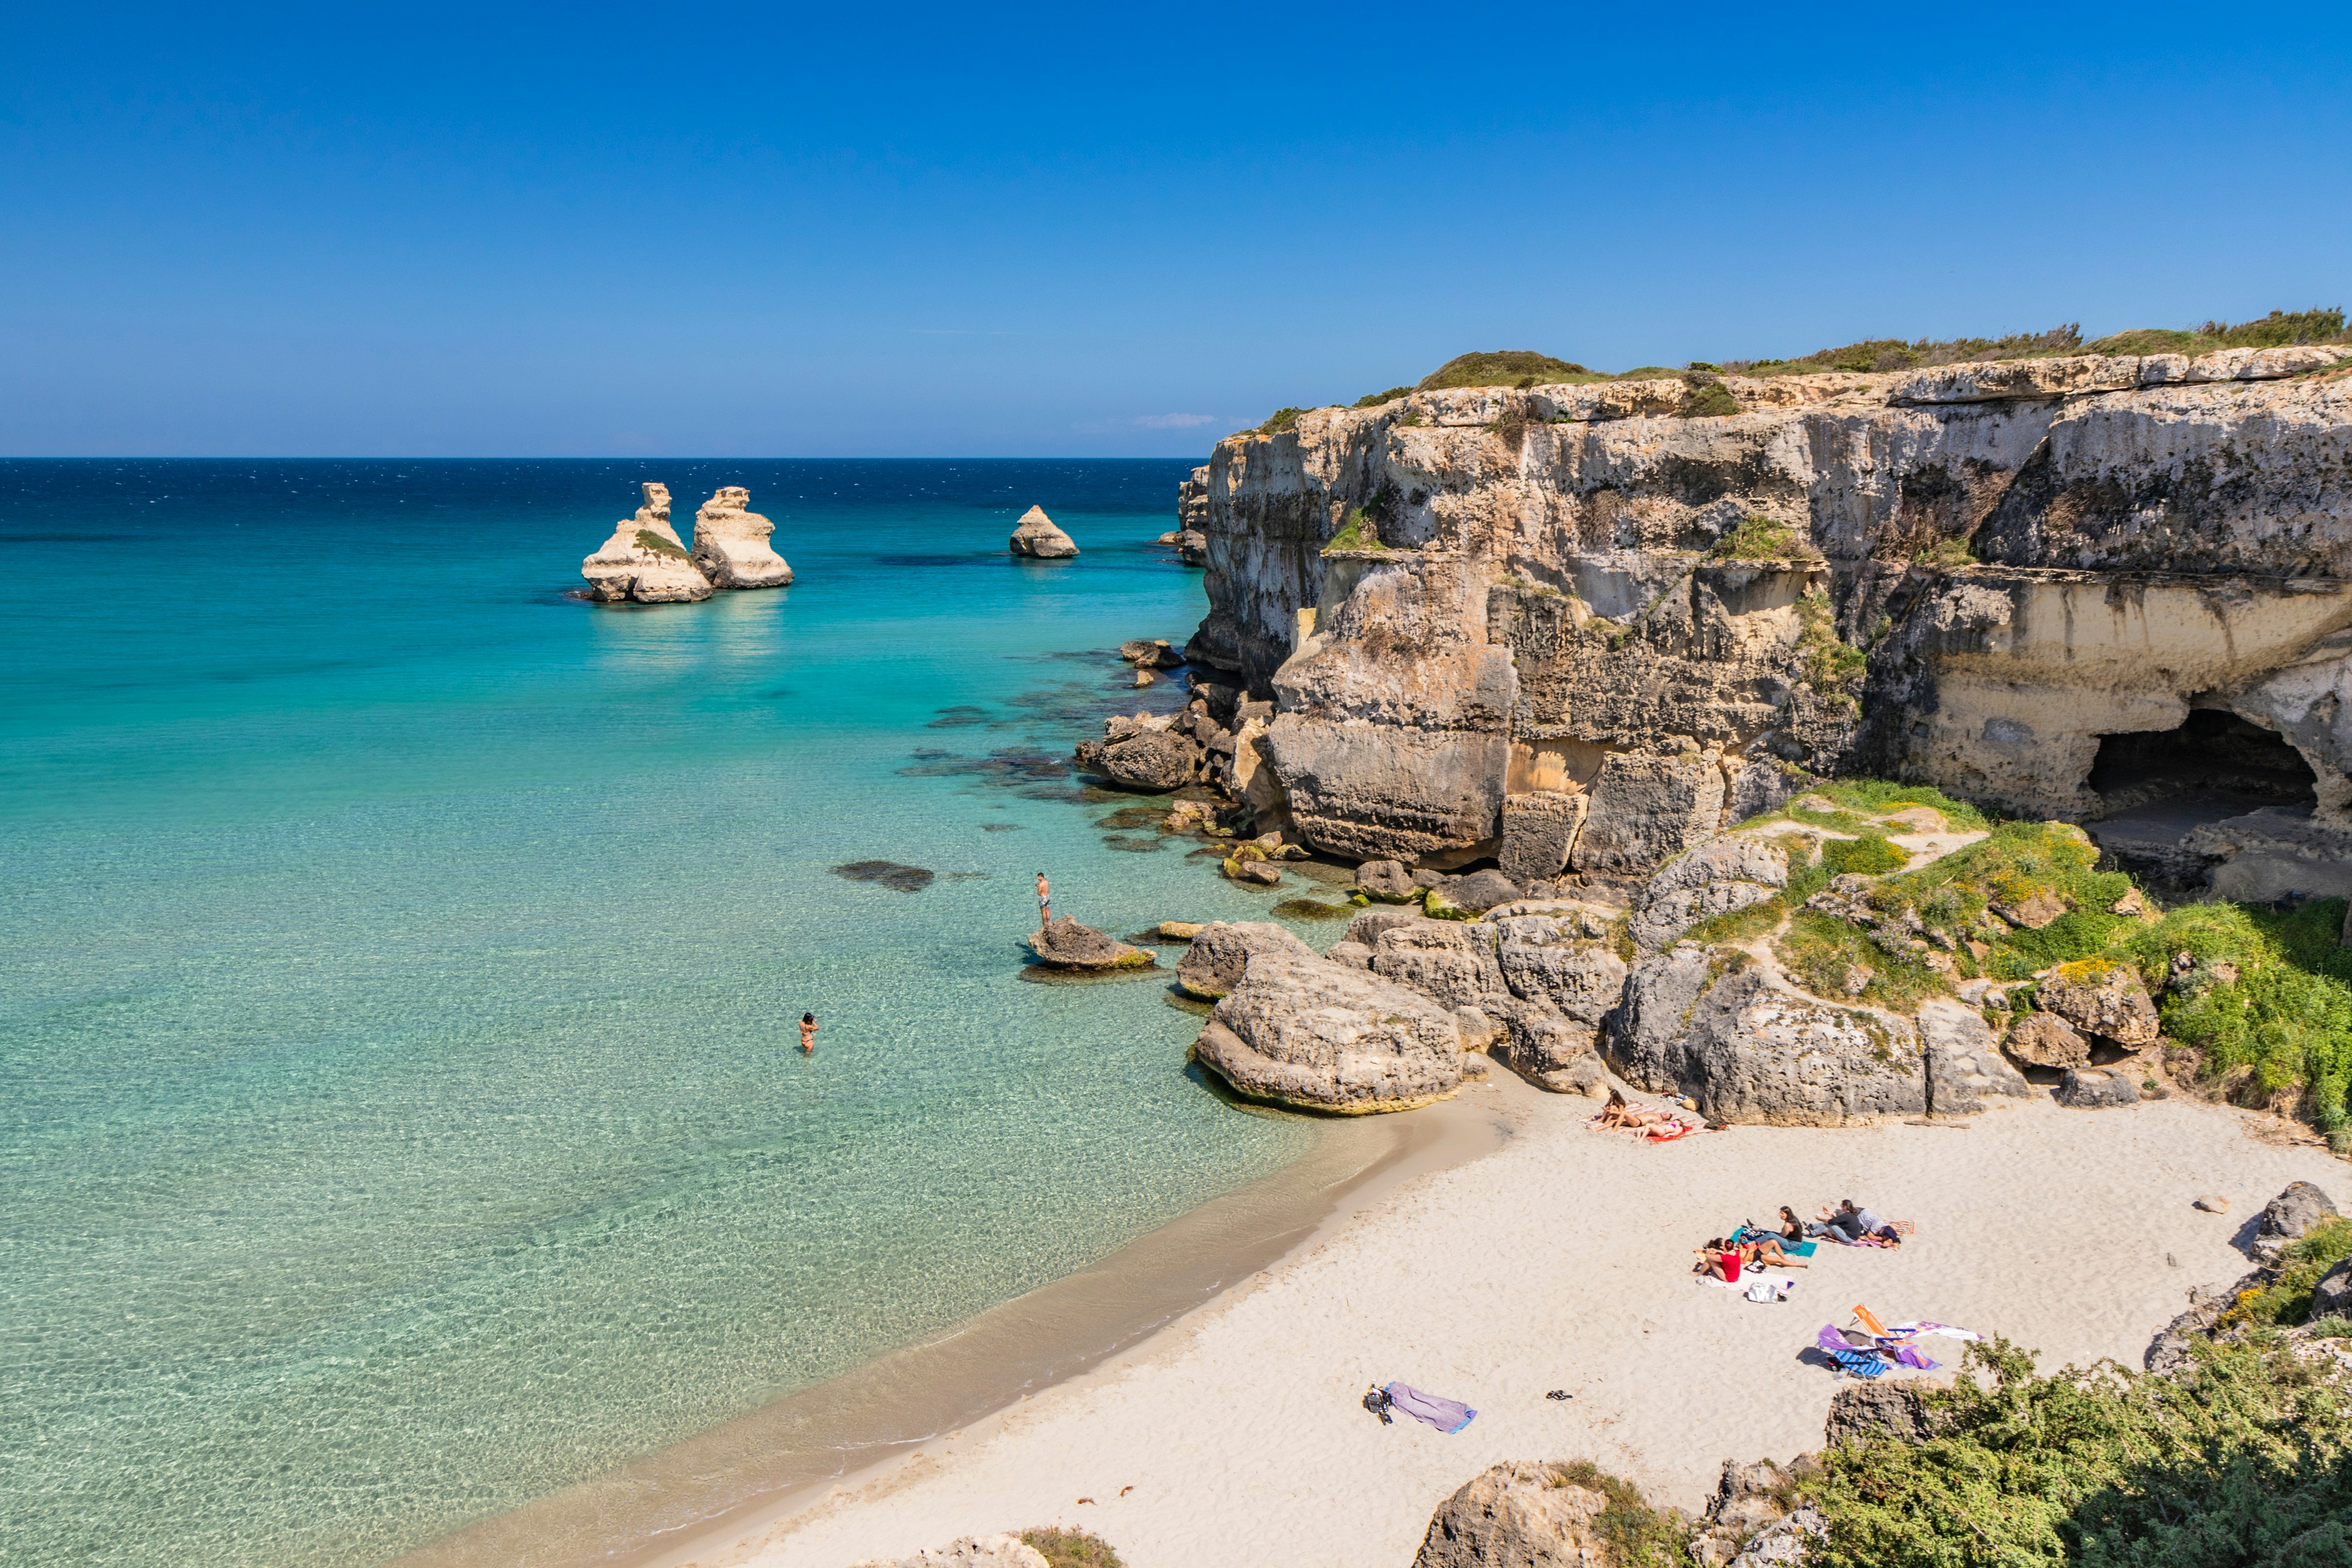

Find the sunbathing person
[[1740, 1235, 1809, 1269], [1820, 1199, 1899, 1244], [1597, 1089, 1678, 1129]]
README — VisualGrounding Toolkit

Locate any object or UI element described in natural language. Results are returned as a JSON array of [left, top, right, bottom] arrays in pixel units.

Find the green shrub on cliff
[[1710, 514, 1817, 560], [634, 528, 688, 559], [1324, 508, 1388, 552], [2090, 307, 2348, 358], [1676, 373, 1743, 418], [1352, 385, 1413, 408], [1729, 325, 2083, 377], [2124, 897, 2352, 1134], [1415, 350, 1600, 390], [1807, 1335, 2352, 1568], [1020, 1528, 1123, 1568], [1256, 406, 1306, 434]]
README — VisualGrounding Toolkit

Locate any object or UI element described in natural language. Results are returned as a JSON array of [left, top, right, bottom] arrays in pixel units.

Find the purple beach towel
[[1815, 1325, 1887, 1379], [1384, 1382, 1476, 1433]]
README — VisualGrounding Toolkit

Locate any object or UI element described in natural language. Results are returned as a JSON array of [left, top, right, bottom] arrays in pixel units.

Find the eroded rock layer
[[1186, 349, 2352, 891]]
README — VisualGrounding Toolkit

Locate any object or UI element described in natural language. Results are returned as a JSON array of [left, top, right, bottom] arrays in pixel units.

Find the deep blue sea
[[0, 461, 1324, 1568]]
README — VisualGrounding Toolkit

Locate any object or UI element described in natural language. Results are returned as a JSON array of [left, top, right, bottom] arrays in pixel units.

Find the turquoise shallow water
[[0, 461, 1321, 1567]]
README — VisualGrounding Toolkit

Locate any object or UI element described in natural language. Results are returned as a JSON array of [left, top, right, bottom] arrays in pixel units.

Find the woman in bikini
[[799, 1012, 817, 1054], [1694, 1239, 1743, 1283]]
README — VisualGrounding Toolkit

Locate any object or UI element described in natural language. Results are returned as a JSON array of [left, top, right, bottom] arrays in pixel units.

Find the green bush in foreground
[[2225, 1217, 2352, 1329], [1020, 1528, 1122, 1568], [1809, 1335, 2352, 1568], [1543, 1461, 1690, 1568]]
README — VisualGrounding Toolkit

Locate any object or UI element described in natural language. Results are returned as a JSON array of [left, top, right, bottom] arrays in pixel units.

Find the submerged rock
[[1027, 916, 1153, 970], [690, 487, 794, 588], [830, 859, 936, 893], [1194, 949, 1463, 1112], [1176, 920, 1317, 998], [1009, 505, 1079, 558], [581, 481, 715, 603]]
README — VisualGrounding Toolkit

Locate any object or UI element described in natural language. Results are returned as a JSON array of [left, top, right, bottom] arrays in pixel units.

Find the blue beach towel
[[1815, 1325, 1887, 1379], [1384, 1382, 1476, 1433]]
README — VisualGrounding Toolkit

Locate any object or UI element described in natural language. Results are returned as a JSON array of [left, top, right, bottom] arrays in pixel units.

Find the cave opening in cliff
[[2089, 710, 2317, 815]]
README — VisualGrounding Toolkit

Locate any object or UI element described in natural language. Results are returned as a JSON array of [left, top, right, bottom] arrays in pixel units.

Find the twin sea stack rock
[[580, 483, 792, 603]]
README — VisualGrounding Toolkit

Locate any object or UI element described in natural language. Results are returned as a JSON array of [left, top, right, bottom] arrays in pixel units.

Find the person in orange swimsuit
[[799, 1012, 817, 1054]]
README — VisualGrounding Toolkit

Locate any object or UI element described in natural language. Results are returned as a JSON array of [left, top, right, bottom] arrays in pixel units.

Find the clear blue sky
[[4, 2, 2347, 457]]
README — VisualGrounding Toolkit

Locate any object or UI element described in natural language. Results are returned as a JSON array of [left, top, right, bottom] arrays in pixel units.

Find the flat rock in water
[[831, 859, 935, 893], [1027, 916, 1153, 970]]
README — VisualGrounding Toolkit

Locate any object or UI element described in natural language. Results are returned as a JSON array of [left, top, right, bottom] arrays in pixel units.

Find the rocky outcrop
[[690, 487, 793, 588], [853, 1536, 1050, 1568], [2259, 1180, 2340, 1253], [1193, 949, 1464, 1112], [1176, 466, 1211, 564], [1027, 917, 1153, 970], [1183, 349, 2352, 894], [1824, 1378, 1950, 1446], [1076, 712, 1204, 791], [2003, 1009, 2090, 1068], [1009, 505, 1079, 558], [1412, 1463, 1630, 1568], [1610, 946, 1929, 1124], [1176, 920, 1316, 998], [581, 482, 714, 603], [1120, 638, 1184, 669], [2057, 1065, 2140, 1107], [2034, 958, 2161, 1047], [1629, 835, 1789, 952], [1917, 999, 2034, 1113]]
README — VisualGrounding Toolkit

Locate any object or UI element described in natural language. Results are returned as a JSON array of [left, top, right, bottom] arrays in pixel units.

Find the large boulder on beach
[[2034, 957, 2160, 1047], [1412, 1461, 1640, 1568], [1496, 1003, 1610, 1095], [1629, 835, 1789, 952], [1009, 505, 1079, 557], [1177, 920, 1317, 998], [690, 487, 794, 588], [2258, 1180, 2340, 1253], [2003, 1009, 2091, 1068], [1194, 951, 1463, 1112], [2056, 1065, 2141, 1108], [581, 482, 715, 603], [1027, 916, 1153, 970], [2309, 1257, 2352, 1322], [1917, 999, 2034, 1114], [1610, 946, 1927, 1124]]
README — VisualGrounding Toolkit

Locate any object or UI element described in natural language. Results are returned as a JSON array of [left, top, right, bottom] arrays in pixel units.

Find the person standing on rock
[[799, 1012, 817, 1055], [1035, 872, 1052, 927]]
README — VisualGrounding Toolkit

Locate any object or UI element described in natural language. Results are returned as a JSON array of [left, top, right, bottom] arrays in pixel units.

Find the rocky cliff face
[[1186, 347, 2352, 891]]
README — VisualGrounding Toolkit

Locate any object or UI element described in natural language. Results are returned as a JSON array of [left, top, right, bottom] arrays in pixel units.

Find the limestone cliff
[[1185, 346, 2352, 892], [690, 487, 794, 589], [581, 482, 714, 603]]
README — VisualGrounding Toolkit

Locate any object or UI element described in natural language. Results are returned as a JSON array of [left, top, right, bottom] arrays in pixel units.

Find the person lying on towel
[[1819, 1199, 1899, 1245]]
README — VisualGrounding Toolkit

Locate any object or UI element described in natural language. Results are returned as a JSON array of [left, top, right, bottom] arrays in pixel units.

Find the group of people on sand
[[1594, 1088, 1700, 1140], [1694, 1201, 1902, 1283]]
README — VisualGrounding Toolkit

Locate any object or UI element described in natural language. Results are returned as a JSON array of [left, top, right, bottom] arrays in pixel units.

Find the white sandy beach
[[659, 1072, 2345, 1568]]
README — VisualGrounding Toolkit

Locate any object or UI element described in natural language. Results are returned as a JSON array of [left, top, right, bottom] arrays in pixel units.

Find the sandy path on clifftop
[[677, 1079, 2343, 1568]]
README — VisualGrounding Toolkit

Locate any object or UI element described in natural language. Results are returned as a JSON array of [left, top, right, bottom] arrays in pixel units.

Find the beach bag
[[1744, 1278, 1777, 1302]]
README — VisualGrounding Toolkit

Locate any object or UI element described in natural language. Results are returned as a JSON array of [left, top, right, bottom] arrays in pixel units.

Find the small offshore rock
[[1354, 859, 1422, 903], [691, 487, 794, 588], [2057, 1066, 2140, 1108], [1027, 916, 1154, 970], [1157, 920, 1205, 941], [1009, 504, 1079, 558], [2258, 1181, 2341, 1253], [1177, 920, 1317, 998], [581, 481, 715, 603], [1119, 638, 1184, 669], [1223, 855, 1284, 886]]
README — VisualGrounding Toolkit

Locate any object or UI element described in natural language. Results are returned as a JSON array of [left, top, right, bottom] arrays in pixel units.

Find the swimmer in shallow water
[[799, 1012, 817, 1054]]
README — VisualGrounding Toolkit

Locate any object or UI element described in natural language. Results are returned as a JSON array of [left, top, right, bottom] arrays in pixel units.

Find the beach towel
[[1729, 1227, 1817, 1258], [1815, 1325, 1886, 1379], [1384, 1382, 1476, 1433], [1883, 1342, 1940, 1371], [1893, 1321, 1981, 1341], [1646, 1121, 1693, 1142]]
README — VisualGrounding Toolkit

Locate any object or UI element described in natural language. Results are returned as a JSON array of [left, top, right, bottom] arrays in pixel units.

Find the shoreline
[[388, 1071, 1522, 1568]]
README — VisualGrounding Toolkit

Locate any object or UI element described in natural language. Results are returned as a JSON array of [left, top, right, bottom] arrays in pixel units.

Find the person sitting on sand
[[1777, 1205, 1809, 1241], [1596, 1088, 1677, 1129], [1740, 1235, 1808, 1270], [1694, 1238, 1743, 1283], [1820, 1199, 1897, 1244]]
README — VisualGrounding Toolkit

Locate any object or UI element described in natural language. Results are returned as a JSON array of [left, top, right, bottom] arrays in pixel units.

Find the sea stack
[[690, 487, 794, 589], [1009, 505, 1079, 558], [581, 482, 714, 603]]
